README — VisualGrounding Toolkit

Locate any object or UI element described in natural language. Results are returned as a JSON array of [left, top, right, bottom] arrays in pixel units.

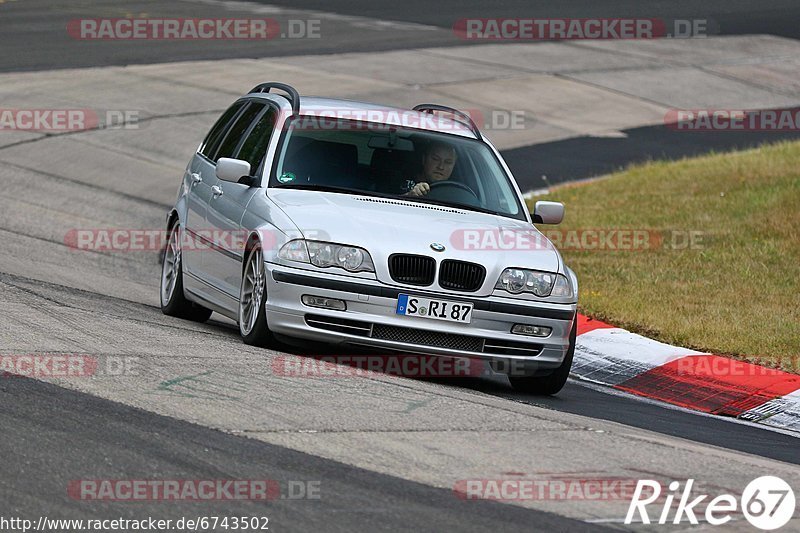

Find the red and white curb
[[573, 315, 800, 433]]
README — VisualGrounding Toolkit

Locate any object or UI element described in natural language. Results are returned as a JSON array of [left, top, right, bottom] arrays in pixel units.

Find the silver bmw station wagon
[[161, 82, 578, 394]]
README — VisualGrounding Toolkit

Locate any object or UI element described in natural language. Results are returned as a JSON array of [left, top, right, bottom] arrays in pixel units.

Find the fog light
[[302, 295, 346, 311], [511, 324, 551, 337]]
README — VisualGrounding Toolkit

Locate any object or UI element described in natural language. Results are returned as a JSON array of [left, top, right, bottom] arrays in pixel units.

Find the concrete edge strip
[[573, 315, 800, 433]]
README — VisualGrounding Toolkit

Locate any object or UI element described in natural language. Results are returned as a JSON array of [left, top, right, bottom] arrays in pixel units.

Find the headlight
[[337, 246, 365, 271], [495, 269, 571, 297], [309, 242, 337, 267], [498, 269, 528, 294], [278, 239, 375, 273]]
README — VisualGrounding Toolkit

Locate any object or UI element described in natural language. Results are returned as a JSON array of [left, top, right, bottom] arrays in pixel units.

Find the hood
[[268, 190, 560, 293]]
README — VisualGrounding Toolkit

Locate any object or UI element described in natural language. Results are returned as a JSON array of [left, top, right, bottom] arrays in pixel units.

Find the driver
[[405, 141, 457, 197]]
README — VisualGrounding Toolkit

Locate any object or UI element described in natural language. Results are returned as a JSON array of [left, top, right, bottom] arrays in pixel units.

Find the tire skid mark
[[0, 160, 171, 210], [0, 272, 233, 338], [0, 226, 159, 266]]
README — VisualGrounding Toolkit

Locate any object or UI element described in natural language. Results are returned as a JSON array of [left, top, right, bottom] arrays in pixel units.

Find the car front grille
[[304, 316, 541, 357], [438, 260, 486, 292], [371, 324, 484, 352], [388, 254, 435, 286]]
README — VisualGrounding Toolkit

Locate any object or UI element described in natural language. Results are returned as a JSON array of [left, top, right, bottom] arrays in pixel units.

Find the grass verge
[[531, 141, 800, 371]]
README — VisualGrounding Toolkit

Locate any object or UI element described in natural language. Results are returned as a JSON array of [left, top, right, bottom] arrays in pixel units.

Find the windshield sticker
[[278, 171, 296, 183]]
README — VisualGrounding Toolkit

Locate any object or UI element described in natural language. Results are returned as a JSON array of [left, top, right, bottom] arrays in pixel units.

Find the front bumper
[[265, 264, 577, 372]]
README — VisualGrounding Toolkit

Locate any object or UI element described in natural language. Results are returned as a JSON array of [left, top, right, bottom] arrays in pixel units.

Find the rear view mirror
[[216, 157, 252, 183], [367, 136, 414, 151], [532, 201, 564, 224]]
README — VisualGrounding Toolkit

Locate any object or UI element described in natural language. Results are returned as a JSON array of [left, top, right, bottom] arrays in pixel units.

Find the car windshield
[[270, 116, 525, 220]]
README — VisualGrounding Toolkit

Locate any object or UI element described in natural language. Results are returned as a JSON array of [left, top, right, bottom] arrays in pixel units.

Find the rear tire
[[508, 315, 577, 395], [239, 242, 274, 347], [160, 221, 213, 323]]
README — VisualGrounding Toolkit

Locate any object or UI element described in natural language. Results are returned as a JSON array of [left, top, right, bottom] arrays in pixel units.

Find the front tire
[[508, 314, 577, 395], [239, 242, 274, 347], [160, 222, 213, 322]]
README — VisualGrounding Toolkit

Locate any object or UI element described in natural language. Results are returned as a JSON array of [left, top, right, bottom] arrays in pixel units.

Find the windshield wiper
[[409, 197, 499, 216], [273, 184, 357, 194]]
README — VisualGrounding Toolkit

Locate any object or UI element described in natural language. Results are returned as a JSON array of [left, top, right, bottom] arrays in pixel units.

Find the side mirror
[[532, 201, 564, 225], [216, 158, 252, 184]]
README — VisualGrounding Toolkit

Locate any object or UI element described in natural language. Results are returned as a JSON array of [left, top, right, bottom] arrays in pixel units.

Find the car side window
[[466, 145, 518, 215], [214, 102, 266, 163], [199, 101, 246, 161], [235, 106, 278, 174]]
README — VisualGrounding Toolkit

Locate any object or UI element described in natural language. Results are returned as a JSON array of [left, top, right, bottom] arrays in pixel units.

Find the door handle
[[190, 172, 202, 186], [211, 185, 223, 197]]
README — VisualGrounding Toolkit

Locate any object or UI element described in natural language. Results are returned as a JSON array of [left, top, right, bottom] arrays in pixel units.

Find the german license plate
[[395, 294, 473, 324]]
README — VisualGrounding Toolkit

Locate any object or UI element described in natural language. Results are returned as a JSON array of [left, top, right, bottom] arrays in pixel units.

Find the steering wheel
[[428, 180, 479, 200]]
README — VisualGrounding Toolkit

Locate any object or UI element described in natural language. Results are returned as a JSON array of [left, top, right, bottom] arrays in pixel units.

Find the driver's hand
[[408, 182, 430, 197]]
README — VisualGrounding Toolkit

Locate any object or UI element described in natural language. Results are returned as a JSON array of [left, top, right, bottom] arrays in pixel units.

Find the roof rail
[[412, 104, 482, 140], [249, 82, 300, 115]]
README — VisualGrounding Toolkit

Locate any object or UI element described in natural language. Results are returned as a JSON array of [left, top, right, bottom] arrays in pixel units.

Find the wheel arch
[[166, 209, 180, 230], [242, 231, 263, 278]]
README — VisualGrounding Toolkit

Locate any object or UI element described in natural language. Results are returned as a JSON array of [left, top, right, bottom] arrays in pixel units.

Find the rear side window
[[199, 101, 246, 160], [236, 107, 278, 174], [214, 102, 266, 162]]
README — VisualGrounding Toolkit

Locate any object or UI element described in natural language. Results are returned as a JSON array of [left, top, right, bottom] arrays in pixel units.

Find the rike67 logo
[[626, 476, 796, 530]]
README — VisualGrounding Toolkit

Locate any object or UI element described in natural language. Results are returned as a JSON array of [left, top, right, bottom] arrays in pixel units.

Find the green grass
[[531, 141, 800, 371]]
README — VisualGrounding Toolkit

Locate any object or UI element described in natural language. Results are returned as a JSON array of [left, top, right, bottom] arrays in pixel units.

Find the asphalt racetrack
[[1, 1, 798, 531]]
